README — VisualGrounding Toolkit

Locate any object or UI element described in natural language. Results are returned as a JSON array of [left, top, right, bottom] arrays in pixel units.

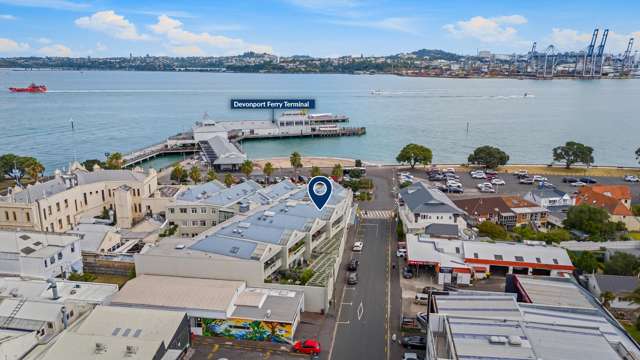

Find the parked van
[[414, 293, 429, 305]]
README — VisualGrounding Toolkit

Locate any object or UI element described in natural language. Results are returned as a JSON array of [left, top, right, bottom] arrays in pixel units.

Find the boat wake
[[369, 90, 535, 99]]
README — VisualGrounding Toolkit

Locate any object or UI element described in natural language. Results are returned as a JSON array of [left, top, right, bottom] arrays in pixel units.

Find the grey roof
[[177, 180, 262, 207], [177, 181, 225, 201], [400, 183, 464, 214], [527, 188, 568, 200], [425, 223, 459, 237], [594, 274, 640, 294], [231, 288, 304, 323], [75, 170, 147, 184], [10, 178, 68, 203], [248, 180, 298, 205], [68, 223, 113, 253], [207, 136, 246, 165], [190, 235, 259, 260]]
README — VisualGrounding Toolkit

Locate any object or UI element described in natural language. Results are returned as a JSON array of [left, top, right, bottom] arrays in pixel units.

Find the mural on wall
[[202, 318, 293, 344]]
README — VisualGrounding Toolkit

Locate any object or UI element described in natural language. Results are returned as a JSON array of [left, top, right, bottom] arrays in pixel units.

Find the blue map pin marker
[[308, 176, 333, 211]]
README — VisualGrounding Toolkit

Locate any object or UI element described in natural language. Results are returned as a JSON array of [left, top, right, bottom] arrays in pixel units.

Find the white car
[[352, 242, 363, 252], [477, 182, 493, 189], [446, 180, 462, 187], [399, 172, 410, 177], [479, 186, 496, 193], [571, 181, 587, 187], [532, 175, 548, 182], [402, 353, 419, 360], [515, 169, 528, 176], [445, 167, 456, 173], [396, 248, 407, 257], [491, 178, 506, 185], [471, 171, 486, 179], [624, 175, 640, 182]]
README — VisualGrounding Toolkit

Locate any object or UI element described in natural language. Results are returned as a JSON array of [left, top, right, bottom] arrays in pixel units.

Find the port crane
[[622, 38, 635, 76], [582, 28, 599, 77], [592, 28, 608, 77]]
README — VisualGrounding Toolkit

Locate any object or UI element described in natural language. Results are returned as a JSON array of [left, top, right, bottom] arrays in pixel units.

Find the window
[[48, 206, 52, 215], [137, 189, 140, 196], [58, 219, 63, 229], [535, 257, 541, 263], [83, 193, 87, 206], [455, 247, 460, 254], [50, 256, 55, 265], [25, 212, 30, 222], [200, 208, 207, 214], [191, 220, 199, 226], [101, 190, 105, 202], [12, 212, 16, 221], [66, 215, 71, 225], [57, 252, 62, 260], [44, 259, 48, 267], [180, 208, 187, 214], [552, 258, 559, 265], [108, 189, 112, 197], [43, 209, 47, 220], [74, 199, 78, 212], [473, 252, 478, 259], [191, 208, 197, 214], [514, 256, 524, 262], [56, 202, 60, 212], [169, 208, 175, 214], [494, 254, 503, 261], [47, 322, 53, 329], [64, 199, 68, 208], [71, 243, 75, 253], [211, 220, 217, 226], [4, 211, 8, 221], [200, 220, 206, 226], [181, 220, 188, 226]]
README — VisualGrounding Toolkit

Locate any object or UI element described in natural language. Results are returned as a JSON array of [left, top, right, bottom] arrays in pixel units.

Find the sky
[[0, 0, 638, 58]]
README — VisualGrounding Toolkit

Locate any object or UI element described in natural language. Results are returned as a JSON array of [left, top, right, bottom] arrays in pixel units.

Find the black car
[[562, 176, 578, 183], [402, 267, 414, 279], [519, 177, 534, 184], [429, 173, 445, 181], [580, 177, 597, 184], [401, 336, 426, 349], [447, 186, 464, 194], [347, 259, 359, 271], [347, 272, 358, 285], [444, 173, 460, 180]]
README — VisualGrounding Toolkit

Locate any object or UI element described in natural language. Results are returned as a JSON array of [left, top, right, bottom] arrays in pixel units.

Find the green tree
[[331, 163, 343, 179], [0, 154, 20, 176], [354, 159, 363, 167], [632, 204, 640, 217], [552, 141, 594, 169], [396, 143, 432, 169], [300, 268, 315, 284], [81, 159, 105, 171], [189, 166, 202, 183], [477, 221, 508, 240], [206, 169, 218, 182], [513, 225, 536, 240], [0, 154, 44, 181], [171, 164, 186, 183], [636, 147, 640, 164], [310, 166, 321, 177], [563, 205, 617, 240], [22, 158, 45, 182], [539, 228, 572, 243], [263, 162, 274, 183], [604, 252, 640, 276], [467, 145, 509, 169], [240, 160, 254, 178], [290, 151, 302, 174], [571, 251, 599, 273], [601, 291, 615, 308], [105, 152, 123, 169], [224, 173, 234, 187]]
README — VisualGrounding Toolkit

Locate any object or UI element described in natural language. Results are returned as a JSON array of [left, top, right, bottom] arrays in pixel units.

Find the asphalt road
[[331, 218, 392, 360]]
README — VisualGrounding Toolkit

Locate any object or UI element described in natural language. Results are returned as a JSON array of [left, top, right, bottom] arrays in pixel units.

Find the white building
[[398, 183, 466, 235], [524, 187, 574, 208], [0, 230, 82, 279]]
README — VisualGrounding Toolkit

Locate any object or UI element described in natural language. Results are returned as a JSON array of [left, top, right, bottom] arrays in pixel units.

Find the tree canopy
[[477, 221, 508, 240], [170, 164, 187, 183], [290, 152, 302, 170], [396, 143, 433, 169], [0, 154, 45, 182], [331, 164, 343, 178], [467, 145, 509, 169], [552, 141, 594, 169], [570, 251, 599, 274], [310, 166, 321, 177], [263, 162, 274, 180], [81, 159, 105, 171], [563, 205, 622, 240], [189, 166, 201, 183], [206, 169, 218, 182], [105, 152, 124, 169], [240, 160, 254, 178], [224, 173, 234, 187], [604, 252, 640, 276]]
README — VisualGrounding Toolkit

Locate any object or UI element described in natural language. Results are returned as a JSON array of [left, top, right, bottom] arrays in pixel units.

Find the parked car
[[292, 340, 321, 355], [532, 175, 548, 182], [402, 267, 414, 279], [401, 336, 427, 350], [445, 167, 456, 173], [396, 248, 407, 257], [422, 286, 437, 294], [445, 173, 460, 180], [402, 353, 420, 360], [514, 169, 529, 177], [446, 179, 462, 187], [624, 175, 640, 182], [562, 176, 578, 183], [352, 242, 363, 252], [347, 259, 359, 271], [571, 181, 587, 187], [580, 177, 597, 184], [491, 178, 506, 185], [519, 177, 534, 185], [347, 272, 358, 285], [447, 186, 464, 194], [485, 169, 498, 176], [477, 182, 493, 189], [429, 173, 445, 181], [471, 171, 486, 179], [479, 185, 496, 193]]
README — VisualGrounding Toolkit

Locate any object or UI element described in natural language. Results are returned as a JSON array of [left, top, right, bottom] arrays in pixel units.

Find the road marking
[[357, 301, 364, 320], [212, 344, 219, 353], [337, 321, 350, 325], [344, 287, 356, 290], [207, 354, 213, 359], [341, 302, 352, 306]]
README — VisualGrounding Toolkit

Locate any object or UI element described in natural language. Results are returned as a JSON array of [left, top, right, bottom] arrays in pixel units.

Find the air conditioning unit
[[125, 345, 138, 356], [95, 342, 107, 354]]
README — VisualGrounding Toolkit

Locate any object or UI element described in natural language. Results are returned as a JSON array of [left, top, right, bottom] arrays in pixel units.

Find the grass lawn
[[497, 165, 639, 177], [623, 322, 640, 343], [629, 232, 640, 240], [91, 274, 130, 288]]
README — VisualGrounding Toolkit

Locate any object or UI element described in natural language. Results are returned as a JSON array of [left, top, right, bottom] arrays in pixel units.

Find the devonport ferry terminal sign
[[230, 99, 316, 110]]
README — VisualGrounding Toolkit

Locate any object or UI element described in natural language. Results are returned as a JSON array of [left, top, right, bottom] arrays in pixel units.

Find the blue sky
[[0, 0, 638, 57]]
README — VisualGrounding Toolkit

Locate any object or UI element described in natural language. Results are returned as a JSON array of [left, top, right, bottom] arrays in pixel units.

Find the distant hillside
[[410, 49, 462, 61]]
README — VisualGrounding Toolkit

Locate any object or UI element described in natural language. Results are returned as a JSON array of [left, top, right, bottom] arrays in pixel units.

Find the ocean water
[[1, 69, 639, 173]]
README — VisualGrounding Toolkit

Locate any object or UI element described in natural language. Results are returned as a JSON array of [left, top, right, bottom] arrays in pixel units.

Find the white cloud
[[329, 17, 419, 34], [75, 10, 150, 40], [548, 28, 640, 53], [169, 45, 205, 56], [37, 37, 52, 44], [149, 15, 272, 55], [0, 14, 16, 20], [95, 42, 107, 52], [38, 43, 72, 57], [0, 0, 89, 11], [443, 15, 528, 43], [0, 38, 30, 53]]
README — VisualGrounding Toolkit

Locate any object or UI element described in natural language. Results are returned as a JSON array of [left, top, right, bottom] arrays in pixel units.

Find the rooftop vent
[[125, 345, 138, 356], [508, 336, 522, 346], [95, 342, 107, 354], [489, 336, 508, 344], [19, 234, 30, 241]]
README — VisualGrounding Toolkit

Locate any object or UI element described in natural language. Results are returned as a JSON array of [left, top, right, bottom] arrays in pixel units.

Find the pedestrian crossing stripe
[[359, 210, 395, 219]]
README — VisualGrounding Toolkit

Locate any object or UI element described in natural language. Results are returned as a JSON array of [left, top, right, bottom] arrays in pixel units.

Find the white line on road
[[336, 321, 350, 325], [357, 301, 364, 321], [341, 302, 352, 306], [344, 287, 356, 290]]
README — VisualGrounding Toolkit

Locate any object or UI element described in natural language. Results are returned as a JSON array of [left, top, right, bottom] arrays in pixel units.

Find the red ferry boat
[[9, 83, 47, 93]]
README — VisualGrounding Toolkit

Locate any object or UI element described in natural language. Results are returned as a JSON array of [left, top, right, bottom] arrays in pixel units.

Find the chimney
[[46, 278, 60, 300]]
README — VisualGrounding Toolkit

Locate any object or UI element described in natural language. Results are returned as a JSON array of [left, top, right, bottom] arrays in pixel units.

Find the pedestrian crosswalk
[[359, 210, 395, 219]]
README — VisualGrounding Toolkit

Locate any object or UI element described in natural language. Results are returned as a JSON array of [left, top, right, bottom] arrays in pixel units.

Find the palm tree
[[625, 287, 640, 306], [207, 169, 218, 182], [331, 163, 343, 179], [263, 162, 274, 184], [310, 166, 321, 177], [240, 160, 254, 178], [189, 166, 202, 183], [290, 151, 302, 176], [171, 164, 185, 184], [25, 161, 44, 182], [601, 291, 615, 308], [105, 152, 123, 169], [224, 173, 234, 187]]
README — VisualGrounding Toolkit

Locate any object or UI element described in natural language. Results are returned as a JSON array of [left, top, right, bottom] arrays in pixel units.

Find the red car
[[292, 339, 321, 355]]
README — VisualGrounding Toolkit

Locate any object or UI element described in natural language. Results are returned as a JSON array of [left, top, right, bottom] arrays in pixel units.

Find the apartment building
[[0, 164, 158, 233]]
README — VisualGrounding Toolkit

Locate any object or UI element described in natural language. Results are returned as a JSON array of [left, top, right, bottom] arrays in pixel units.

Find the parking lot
[[404, 167, 640, 202]]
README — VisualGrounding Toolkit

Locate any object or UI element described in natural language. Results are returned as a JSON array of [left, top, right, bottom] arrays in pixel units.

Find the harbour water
[[1, 69, 639, 172]]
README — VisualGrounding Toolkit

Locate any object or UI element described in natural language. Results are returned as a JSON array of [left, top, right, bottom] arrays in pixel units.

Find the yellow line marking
[[212, 344, 219, 353]]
